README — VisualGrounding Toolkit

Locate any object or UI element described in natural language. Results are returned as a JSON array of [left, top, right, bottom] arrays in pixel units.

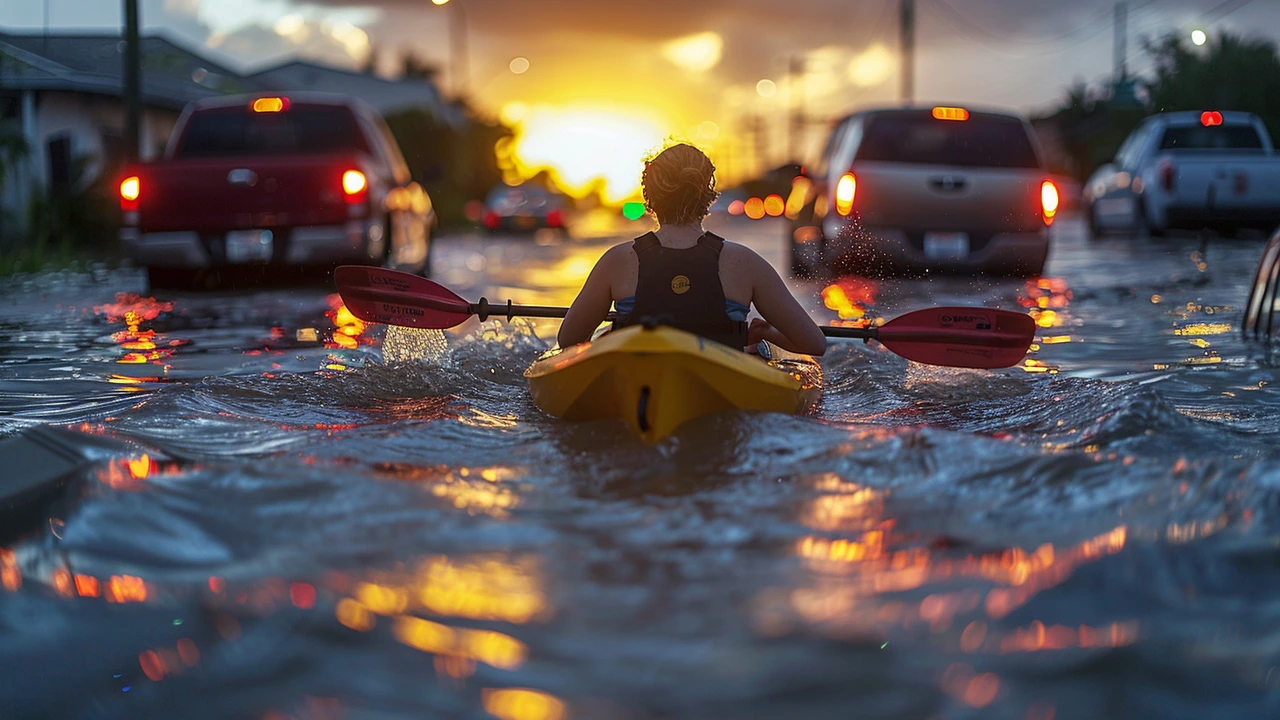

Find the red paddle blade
[[876, 306, 1036, 369], [333, 265, 473, 329]]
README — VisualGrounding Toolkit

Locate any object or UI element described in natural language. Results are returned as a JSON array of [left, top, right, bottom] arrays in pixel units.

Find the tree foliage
[[1144, 32, 1280, 141], [1038, 30, 1280, 181], [382, 103, 510, 226]]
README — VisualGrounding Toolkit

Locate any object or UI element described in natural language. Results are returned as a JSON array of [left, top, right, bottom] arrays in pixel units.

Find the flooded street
[[2, 213, 1279, 720]]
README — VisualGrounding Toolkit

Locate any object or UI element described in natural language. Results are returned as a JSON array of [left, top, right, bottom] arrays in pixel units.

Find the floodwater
[[1, 214, 1278, 720]]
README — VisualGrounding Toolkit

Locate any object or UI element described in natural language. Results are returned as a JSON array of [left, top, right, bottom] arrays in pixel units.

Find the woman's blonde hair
[[641, 143, 718, 226]]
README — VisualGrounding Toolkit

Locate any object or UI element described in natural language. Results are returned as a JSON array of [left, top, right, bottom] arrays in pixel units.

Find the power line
[[1200, 0, 1255, 24], [927, 0, 1119, 46]]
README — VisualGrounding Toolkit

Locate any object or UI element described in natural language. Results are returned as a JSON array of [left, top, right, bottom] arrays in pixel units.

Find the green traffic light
[[622, 202, 646, 220]]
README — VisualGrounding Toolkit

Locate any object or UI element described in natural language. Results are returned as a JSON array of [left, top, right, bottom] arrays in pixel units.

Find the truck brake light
[[545, 209, 563, 228], [1040, 180, 1059, 225], [120, 175, 141, 211], [342, 170, 368, 204], [252, 97, 290, 113], [1159, 161, 1175, 191], [835, 172, 857, 216], [1200, 111, 1223, 127], [931, 106, 970, 122]]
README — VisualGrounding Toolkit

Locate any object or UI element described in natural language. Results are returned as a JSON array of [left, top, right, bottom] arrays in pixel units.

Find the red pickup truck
[[119, 93, 435, 283]]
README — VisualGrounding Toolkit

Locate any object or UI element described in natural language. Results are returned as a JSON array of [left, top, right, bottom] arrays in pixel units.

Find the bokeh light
[[1191, 29, 1207, 46], [847, 44, 895, 88], [509, 57, 530, 74], [662, 32, 723, 72], [756, 79, 777, 98]]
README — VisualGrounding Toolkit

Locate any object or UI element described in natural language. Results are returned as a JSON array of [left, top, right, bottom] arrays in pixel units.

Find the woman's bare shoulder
[[720, 240, 772, 271], [595, 241, 637, 270]]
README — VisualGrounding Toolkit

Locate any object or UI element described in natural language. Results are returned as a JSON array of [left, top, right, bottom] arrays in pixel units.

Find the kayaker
[[558, 143, 827, 355]]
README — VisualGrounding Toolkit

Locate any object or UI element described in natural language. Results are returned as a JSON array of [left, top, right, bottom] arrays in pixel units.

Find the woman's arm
[[557, 246, 624, 347], [746, 251, 827, 355]]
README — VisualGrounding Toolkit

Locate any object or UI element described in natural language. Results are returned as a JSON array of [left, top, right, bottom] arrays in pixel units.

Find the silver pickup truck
[[1086, 111, 1280, 237], [787, 106, 1055, 278]]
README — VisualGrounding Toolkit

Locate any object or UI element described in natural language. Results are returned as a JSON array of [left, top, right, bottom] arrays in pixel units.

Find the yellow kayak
[[524, 325, 822, 442]]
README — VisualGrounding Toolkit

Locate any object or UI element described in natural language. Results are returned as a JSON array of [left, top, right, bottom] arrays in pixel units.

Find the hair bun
[[640, 143, 719, 225]]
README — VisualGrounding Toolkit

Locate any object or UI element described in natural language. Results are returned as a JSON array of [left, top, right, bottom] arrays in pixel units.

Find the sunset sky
[[4, 0, 1277, 196]]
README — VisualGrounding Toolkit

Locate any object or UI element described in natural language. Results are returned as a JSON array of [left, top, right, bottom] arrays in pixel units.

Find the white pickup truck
[[1085, 111, 1280, 237]]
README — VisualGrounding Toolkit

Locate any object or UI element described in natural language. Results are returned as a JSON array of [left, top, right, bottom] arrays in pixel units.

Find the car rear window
[[854, 112, 1040, 168], [1158, 125, 1264, 152], [174, 106, 368, 158]]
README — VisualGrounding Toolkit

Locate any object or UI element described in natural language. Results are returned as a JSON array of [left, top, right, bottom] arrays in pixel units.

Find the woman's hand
[[748, 318, 776, 347]]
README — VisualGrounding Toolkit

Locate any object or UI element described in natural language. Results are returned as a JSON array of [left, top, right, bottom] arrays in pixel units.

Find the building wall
[[0, 89, 179, 236]]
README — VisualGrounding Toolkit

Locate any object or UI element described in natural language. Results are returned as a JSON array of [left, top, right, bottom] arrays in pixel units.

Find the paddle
[[334, 265, 1036, 369]]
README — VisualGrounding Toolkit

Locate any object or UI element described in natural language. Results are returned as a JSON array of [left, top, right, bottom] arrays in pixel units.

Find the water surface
[[1, 217, 1278, 720]]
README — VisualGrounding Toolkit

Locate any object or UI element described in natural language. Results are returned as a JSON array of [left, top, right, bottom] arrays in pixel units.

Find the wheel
[[1137, 198, 1166, 238], [1087, 202, 1105, 239], [146, 267, 194, 290], [788, 224, 825, 278]]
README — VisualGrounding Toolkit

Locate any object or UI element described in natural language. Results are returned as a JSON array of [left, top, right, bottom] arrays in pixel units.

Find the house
[[0, 30, 265, 234], [248, 60, 464, 128], [0, 30, 458, 240]]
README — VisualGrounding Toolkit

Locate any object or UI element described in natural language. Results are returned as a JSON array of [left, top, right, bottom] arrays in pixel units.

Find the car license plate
[[226, 229, 273, 263], [516, 216, 536, 228], [923, 232, 969, 260], [1097, 198, 1133, 216]]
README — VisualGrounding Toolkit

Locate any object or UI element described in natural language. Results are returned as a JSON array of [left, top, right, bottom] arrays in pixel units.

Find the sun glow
[[502, 105, 668, 204]]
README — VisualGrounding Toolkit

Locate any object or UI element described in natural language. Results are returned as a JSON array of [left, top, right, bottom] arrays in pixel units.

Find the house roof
[[248, 59, 463, 128], [0, 30, 267, 109]]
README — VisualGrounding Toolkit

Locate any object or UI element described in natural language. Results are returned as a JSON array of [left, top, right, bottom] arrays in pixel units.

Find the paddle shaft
[[334, 266, 1036, 369], [344, 288, 1029, 347]]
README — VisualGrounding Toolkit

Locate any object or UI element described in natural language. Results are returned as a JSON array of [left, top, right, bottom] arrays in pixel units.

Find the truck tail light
[[120, 175, 141, 212], [342, 170, 368, 205], [1159, 160, 1175, 192], [1040, 180, 1059, 226], [834, 172, 857, 216], [545, 209, 563, 228], [483, 211, 500, 229]]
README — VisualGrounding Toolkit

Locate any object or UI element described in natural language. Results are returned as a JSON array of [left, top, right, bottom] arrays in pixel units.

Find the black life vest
[[613, 231, 750, 349]]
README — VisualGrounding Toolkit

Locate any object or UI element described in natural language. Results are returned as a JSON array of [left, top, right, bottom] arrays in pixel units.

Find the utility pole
[[123, 0, 141, 160], [450, 1, 469, 98], [900, 0, 915, 104], [787, 55, 805, 164], [1113, 0, 1128, 79]]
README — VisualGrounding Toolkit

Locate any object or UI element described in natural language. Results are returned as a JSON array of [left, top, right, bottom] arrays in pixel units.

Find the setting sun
[[502, 105, 669, 204]]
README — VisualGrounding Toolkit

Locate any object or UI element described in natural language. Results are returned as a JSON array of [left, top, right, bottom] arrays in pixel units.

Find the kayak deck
[[524, 325, 822, 442]]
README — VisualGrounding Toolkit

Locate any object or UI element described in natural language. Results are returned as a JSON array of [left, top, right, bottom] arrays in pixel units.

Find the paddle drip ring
[[473, 297, 516, 323], [1243, 227, 1280, 343]]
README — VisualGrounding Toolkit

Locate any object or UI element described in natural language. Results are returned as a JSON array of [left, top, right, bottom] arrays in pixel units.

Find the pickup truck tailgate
[[1164, 156, 1280, 210], [136, 155, 360, 233], [854, 162, 1046, 234]]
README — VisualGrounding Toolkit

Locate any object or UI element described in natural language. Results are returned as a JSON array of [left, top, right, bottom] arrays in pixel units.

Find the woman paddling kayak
[[557, 143, 827, 356]]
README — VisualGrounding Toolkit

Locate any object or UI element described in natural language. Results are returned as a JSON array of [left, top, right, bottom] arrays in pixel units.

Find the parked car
[[481, 184, 567, 233], [787, 106, 1057, 278], [119, 93, 435, 282], [1085, 110, 1280, 237]]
